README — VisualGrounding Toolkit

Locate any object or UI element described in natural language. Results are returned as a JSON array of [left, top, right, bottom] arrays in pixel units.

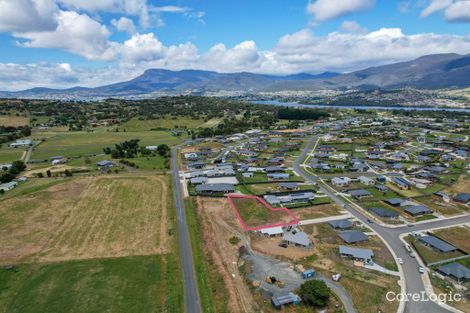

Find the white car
[[418, 266, 425, 274], [397, 258, 403, 264]]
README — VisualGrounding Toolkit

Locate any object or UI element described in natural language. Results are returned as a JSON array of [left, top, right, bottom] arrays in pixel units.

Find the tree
[[157, 144, 170, 158], [9, 160, 26, 174], [298, 280, 330, 308], [46, 169, 52, 178], [21, 125, 31, 137]]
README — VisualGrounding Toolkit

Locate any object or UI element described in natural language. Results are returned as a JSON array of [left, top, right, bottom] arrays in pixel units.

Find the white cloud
[[306, 0, 374, 23], [111, 17, 136, 33], [0, 0, 58, 32], [445, 1, 470, 22], [340, 20, 368, 33], [15, 10, 116, 61], [420, 0, 453, 17]]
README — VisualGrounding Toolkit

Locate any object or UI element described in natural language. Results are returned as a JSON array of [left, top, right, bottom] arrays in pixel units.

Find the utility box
[[301, 269, 315, 279]]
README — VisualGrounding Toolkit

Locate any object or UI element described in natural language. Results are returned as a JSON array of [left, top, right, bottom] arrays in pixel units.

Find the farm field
[[0, 255, 183, 313], [122, 116, 219, 131], [0, 175, 170, 264], [0, 146, 24, 163], [30, 130, 183, 160], [0, 115, 29, 127]]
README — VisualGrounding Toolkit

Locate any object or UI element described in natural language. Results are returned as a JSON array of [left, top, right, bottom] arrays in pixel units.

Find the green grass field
[[0, 147, 24, 163], [0, 255, 183, 313], [31, 130, 183, 160], [122, 116, 219, 131]]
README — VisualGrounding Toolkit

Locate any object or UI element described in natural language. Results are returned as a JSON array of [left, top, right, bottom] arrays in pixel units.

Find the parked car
[[397, 258, 403, 264], [418, 266, 425, 274]]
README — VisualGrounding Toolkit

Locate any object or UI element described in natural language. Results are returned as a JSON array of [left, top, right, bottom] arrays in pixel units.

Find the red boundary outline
[[226, 193, 299, 231]]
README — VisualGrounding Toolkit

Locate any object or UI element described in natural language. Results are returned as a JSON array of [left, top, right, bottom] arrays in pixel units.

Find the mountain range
[[1, 53, 470, 98]]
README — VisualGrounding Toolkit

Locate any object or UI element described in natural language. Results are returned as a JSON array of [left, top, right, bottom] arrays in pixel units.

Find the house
[[96, 160, 114, 168], [238, 150, 257, 157], [51, 158, 67, 166], [418, 236, 456, 253], [328, 219, 353, 230], [184, 152, 199, 161], [9, 139, 32, 148], [375, 184, 388, 192], [278, 182, 299, 191], [282, 231, 312, 248], [0, 181, 18, 192], [347, 189, 372, 200], [188, 162, 207, 169], [338, 231, 368, 244], [358, 176, 375, 186], [404, 205, 433, 216], [369, 207, 399, 219], [271, 293, 300, 310], [260, 226, 284, 237], [331, 177, 351, 187], [392, 177, 412, 190], [437, 263, 470, 282], [267, 173, 290, 181], [190, 177, 208, 185], [384, 198, 404, 206], [454, 193, 470, 205], [265, 166, 285, 173], [195, 183, 235, 195], [339, 246, 374, 264]]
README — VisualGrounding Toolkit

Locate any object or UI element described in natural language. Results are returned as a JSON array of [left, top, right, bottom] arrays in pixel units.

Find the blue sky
[[0, 0, 469, 90]]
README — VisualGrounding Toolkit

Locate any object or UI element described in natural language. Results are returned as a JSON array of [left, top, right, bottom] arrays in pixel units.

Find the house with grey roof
[[418, 236, 456, 253], [195, 183, 235, 195], [339, 246, 374, 264], [331, 177, 351, 187], [454, 193, 470, 204], [338, 231, 369, 244], [328, 219, 353, 230], [384, 198, 404, 206], [278, 182, 299, 190], [369, 207, 399, 219], [96, 160, 114, 168], [437, 263, 470, 282], [404, 205, 432, 216], [347, 189, 372, 200], [392, 177, 412, 190], [282, 231, 312, 249], [267, 173, 290, 180], [190, 177, 208, 185]]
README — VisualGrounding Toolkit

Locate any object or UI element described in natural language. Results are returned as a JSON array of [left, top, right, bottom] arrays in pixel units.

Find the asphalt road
[[171, 146, 201, 313], [294, 137, 470, 313]]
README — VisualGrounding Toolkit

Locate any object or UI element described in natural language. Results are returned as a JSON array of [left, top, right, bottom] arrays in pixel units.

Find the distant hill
[[1, 53, 470, 98]]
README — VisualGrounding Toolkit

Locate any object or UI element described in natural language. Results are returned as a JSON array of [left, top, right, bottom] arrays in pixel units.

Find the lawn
[[31, 130, 182, 160], [0, 175, 170, 264], [0, 255, 183, 313]]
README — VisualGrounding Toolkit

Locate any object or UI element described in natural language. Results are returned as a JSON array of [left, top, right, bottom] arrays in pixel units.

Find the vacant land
[[0, 255, 183, 313], [122, 116, 216, 131], [0, 175, 169, 264], [231, 197, 297, 229], [31, 130, 182, 160], [433, 226, 470, 254], [0, 115, 29, 127]]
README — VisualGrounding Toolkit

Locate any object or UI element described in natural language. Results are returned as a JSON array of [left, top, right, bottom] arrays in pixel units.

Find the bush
[[298, 280, 330, 308], [229, 236, 241, 245]]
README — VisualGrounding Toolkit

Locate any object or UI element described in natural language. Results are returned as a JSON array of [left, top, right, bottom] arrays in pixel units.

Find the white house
[[331, 177, 352, 187], [0, 181, 18, 192], [358, 176, 375, 186]]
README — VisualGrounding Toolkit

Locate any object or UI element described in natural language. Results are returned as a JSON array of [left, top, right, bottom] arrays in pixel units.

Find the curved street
[[294, 137, 470, 313]]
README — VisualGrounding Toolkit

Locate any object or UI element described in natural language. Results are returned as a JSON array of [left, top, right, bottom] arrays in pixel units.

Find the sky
[[0, 0, 470, 91]]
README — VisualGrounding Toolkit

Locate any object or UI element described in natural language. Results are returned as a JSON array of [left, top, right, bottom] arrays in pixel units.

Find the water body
[[252, 100, 470, 112]]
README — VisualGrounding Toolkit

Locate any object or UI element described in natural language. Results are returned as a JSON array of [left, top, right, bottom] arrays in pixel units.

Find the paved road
[[294, 137, 470, 313], [171, 147, 201, 313]]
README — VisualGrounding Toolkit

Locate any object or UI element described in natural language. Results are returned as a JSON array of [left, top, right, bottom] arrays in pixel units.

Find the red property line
[[226, 193, 299, 231]]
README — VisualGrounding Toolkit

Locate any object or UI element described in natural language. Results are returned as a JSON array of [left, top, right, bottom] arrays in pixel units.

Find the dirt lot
[[250, 235, 313, 261], [433, 226, 470, 254], [195, 197, 258, 313], [445, 175, 470, 193], [0, 175, 169, 264], [0, 115, 29, 127]]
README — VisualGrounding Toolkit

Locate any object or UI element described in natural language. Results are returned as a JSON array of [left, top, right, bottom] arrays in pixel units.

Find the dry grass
[[0, 175, 169, 265], [0, 115, 29, 127], [433, 226, 470, 254]]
